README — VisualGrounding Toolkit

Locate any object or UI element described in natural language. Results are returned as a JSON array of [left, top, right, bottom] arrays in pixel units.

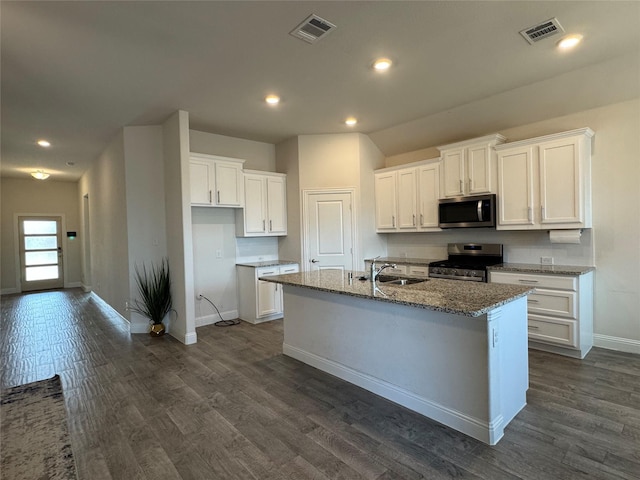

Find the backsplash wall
[[385, 229, 594, 266]]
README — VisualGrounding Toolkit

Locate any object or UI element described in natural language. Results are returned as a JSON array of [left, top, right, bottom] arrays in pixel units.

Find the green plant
[[130, 258, 173, 325]]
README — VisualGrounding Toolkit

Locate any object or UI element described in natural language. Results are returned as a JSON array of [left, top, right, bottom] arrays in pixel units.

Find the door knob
[[310, 259, 320, 263]]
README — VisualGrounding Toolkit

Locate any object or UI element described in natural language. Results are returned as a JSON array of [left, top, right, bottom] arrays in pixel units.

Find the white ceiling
[[2, 1, 639, 181]]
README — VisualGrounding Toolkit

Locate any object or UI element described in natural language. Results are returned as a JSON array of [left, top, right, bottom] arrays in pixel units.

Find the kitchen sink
[[376, 275, 427, 286]]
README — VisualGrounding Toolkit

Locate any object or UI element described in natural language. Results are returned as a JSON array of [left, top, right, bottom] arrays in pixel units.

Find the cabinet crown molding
[[437, 133, 506, 151], [495, 128, 594, 151]]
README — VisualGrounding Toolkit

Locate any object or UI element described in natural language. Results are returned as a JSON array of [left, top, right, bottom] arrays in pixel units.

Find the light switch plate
[[540, 256, 554, 265]]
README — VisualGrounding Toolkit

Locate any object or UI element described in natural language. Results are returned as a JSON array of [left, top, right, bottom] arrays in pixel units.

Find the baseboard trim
[[594, 334, 640, 355], [283, 343, 497, 445], [1, 287, 19, 295], [64, 281, 82, 289], [81, 284, 92, 293], [196, 309, 239, 327]]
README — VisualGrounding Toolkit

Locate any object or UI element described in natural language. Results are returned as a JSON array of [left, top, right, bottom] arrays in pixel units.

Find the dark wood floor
[[1, 289, 639, 479]]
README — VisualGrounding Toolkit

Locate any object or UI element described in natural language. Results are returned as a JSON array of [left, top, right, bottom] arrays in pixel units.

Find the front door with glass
[[19, 216, 64, 292]]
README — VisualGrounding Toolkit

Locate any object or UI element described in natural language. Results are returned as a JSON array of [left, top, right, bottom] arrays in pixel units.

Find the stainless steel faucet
[[370, 258, 397, 282]]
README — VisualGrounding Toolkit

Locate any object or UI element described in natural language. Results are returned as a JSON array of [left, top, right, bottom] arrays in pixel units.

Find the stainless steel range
[[429, 243, 503, 282]]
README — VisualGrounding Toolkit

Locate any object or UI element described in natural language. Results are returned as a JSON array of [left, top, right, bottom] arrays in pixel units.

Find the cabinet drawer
[[257, 267, 279, 277], [528, 315, 578, 348], [490, 271, 576, 291], [385, 265, 407, 275], [527, 289, 576, 319], [280, 265, 299, 275], [408, 265, 429, 277]]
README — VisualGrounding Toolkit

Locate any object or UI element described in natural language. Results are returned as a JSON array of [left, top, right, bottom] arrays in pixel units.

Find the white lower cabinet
[[237, 264, 299, 324], [489, 270, 593, 358]]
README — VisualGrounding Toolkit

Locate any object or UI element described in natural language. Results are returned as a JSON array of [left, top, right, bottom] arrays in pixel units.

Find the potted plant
[[130, 258, 173, 336]]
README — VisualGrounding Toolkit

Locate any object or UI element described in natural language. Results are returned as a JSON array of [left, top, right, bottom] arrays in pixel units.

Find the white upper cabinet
[[189, 153, 245, 207], [438, 134, 506, 198], [417, 162, 440, 229], [236, 170, 287, 237], [496, 128, 593, 230], [374, 171, 398, 231], [374, 159, 441, 233], [397, 168, 418, 229]]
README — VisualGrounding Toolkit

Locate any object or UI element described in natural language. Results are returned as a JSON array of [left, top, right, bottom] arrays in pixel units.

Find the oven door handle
[[477, 200, 483, 222]]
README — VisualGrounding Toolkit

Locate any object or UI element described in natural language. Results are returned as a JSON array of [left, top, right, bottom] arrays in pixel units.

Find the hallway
[[1, 289, 639, 479]]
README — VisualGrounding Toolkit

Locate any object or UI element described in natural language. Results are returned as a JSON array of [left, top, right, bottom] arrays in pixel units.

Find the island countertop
[[261, 269, 532, 317]]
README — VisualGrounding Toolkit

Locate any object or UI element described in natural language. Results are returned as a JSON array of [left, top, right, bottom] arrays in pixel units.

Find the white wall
[[163, 111, 196, 344], [189, 129, 276, 171], [78, 131, 130, 316], [276, 136, 301, 263], [383, 99, 640, 353], [0, 178, 82, 293], [123, 126, 168, 332]]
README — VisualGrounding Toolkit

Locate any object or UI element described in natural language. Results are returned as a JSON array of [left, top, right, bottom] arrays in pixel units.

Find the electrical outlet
[[540, 256, 554, 265], [196, 294, 203, 300], [216, 249, 222, 259]]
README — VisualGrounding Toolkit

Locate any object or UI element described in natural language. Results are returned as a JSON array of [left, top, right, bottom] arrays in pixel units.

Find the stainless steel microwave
[[438, 194, 496, 228]]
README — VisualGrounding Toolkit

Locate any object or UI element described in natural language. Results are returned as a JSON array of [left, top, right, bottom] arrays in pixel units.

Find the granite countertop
[[260, 269, 532, 318], [236, 260, 298, 268], [489, 263, 595, 276], [363, 257, 444, 267]]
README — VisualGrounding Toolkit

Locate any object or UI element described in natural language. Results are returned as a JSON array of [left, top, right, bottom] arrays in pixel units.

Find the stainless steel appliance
[[438, 194, 496, 228], [429, 243, 503, 282]]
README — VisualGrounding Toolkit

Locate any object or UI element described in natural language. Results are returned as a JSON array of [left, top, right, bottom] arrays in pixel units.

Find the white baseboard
[[1, 287, 19, 295], [196, 309, 239, 327], [64, 281, 82, 289], [283, 343, 497, 445], [81, 283, 92, 293], [594, 334, 640, 355]]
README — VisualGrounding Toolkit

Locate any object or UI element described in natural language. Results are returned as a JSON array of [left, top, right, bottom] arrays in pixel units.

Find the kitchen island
[[261, 269, 532, 445]]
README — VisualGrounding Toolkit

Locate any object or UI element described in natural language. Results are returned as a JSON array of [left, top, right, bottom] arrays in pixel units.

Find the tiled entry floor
[[1, 289, 639, 479]]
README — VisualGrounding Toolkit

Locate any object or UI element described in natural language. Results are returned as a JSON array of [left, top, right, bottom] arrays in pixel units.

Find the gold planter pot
[[149, 323, 165, 337]]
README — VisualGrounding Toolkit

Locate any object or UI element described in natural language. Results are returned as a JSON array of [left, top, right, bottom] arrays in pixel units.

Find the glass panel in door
[[19, 217, 64, 291]]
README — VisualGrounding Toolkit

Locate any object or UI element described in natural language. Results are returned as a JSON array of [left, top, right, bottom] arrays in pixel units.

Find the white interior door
[[19, 216, 64, 292], [304, 190, 355, 272]]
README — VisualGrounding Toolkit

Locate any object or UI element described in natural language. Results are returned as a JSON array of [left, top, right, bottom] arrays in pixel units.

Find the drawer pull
[[527, 299, 539, 303], [528, 325, 540, 330], [519, 279, 539, 284]]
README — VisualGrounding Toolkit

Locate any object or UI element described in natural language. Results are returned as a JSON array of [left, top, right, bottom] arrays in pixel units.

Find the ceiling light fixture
[[373, 58, 393, 71], [37, 139, 51, 147], [558, 34, 583, 50], [265, 94, 280, 105], [31, 170, 50, 180], [345, 117, 358, 126]]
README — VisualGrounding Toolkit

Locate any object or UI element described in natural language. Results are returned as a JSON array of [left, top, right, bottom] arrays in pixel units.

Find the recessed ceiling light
[[345, 117, 358, 126], [558, 34, 582, 50], [265, 94, 280, 105], [31, 170, 50, 180], [373, 58, 393, 71], [37, 139, 51, 147]]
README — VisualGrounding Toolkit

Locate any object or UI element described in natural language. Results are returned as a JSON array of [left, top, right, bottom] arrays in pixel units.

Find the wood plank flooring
[[1, 289, 639, 479]]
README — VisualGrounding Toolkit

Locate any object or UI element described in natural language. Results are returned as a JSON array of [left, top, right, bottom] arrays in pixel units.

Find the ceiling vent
[[520, 17, 564, 44], [290, 14, 336, 44]]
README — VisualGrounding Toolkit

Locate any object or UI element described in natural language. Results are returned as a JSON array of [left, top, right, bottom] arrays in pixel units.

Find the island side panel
[[282, 285, 497, 443], [486, 296, 529, 444]]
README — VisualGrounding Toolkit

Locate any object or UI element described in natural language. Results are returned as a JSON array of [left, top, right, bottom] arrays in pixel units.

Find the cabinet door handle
[[269, 220, 272, 232], [263, 220, 266, 231], [217, 191, 221, 204], [209, 190, 212, 203], [528, 207, 533, 222], [459, 179, 463, 194], [413, 214, 416, 226], [420, 213, 424, 226], [392, 215, 395, 228]]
